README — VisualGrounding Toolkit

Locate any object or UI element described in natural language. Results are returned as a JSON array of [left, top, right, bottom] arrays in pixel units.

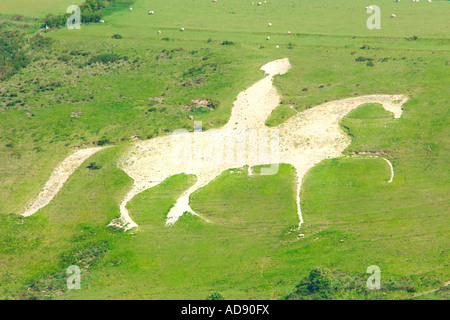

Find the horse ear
[[260, 58, 291, 76], [381, 95, 408, 119]]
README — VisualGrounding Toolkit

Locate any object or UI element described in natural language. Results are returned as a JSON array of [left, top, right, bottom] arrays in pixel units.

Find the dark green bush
[[96, 139, 110, 146], [221, 41, 234, 45], [355, 56, 374, 62], [87, 162, 102, 170], [207, 292, 224, 300]]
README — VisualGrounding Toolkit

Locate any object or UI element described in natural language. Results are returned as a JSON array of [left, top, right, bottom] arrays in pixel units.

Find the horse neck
[[223, 75, 279, 131]]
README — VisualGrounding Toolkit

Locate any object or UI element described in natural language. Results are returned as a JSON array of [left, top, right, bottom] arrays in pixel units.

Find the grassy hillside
[[0, 0, 448, 299], [0, 1, 84, 18]]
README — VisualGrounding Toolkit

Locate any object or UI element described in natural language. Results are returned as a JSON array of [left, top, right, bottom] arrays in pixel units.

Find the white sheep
[[391, 14, 397, 18], [129, 7, 133, 11], [266, 36, 270, 40], [148, 11, 154, 15], [268, 23, 272, 27], [180, 27, 185, 31]]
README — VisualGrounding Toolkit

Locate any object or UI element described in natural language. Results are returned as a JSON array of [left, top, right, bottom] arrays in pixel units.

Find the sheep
[[391, 14, 397, 18], [266, 36, 270, 40], [157, 30, 162, 34], [257, 2, 262, 5], [148, 11, 154, 15], [99, 20, 105, 23], [180, 27, 185, 31], [129, 7, 133, 11], [268, 23, 272, 27], [275, 45, 279, 49], [287, 31, 291, 35]]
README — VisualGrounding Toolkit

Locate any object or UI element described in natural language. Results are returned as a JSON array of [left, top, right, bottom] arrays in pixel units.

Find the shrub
[[355, 56, 374, 62], [96, 139, 110, 146], [207, 292, 224, 300], [87, 162, 102, 170], [0, 30, 31, 80], [111, 34, 122, 39], [221, 41, 234, 46], [208, 100, 219, 110], [285, 267, 337, 300], [307, 268, 333, 294]]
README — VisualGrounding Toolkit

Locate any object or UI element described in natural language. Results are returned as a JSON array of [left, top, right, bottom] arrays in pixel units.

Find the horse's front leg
[[165, 174, 217, 225]]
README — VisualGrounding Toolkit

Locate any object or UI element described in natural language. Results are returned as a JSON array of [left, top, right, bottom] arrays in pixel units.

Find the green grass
[[0, 0, 448, 300], [0, 0, 84, 18], [412, 285, 449, 300]]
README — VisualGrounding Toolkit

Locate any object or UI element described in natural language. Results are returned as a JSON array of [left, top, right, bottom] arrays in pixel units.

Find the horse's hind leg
[[165, 175, 214, 225], [109, 179, 161, 231], [292, 162, 317, 231], [294, 169, 305, 230]]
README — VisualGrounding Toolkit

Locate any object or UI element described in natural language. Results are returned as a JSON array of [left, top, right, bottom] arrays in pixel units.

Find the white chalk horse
[[22, 58, 408, 231]]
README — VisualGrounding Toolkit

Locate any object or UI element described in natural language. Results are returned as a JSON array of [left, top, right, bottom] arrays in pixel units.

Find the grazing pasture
[[0, 0, 84, 17]]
